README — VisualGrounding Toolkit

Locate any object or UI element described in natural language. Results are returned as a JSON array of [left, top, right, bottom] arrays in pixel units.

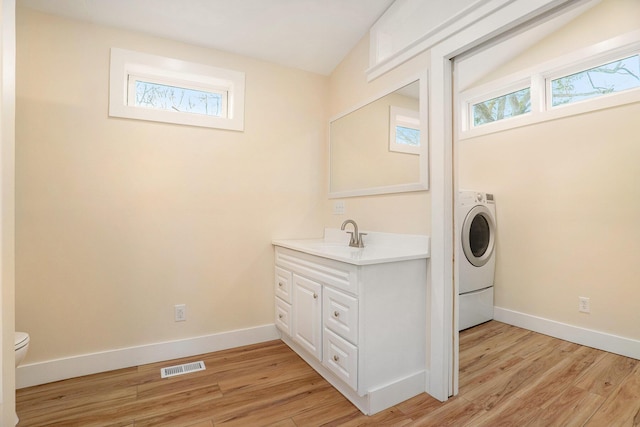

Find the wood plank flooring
[[16, 321, 640, 426]]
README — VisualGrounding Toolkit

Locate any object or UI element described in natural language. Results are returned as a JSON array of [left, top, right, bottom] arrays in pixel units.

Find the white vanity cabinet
[[272, 235, 428, 416]]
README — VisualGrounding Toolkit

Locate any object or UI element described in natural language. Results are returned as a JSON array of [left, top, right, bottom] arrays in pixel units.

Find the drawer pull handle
[[278, 282, 284, 287], [278, 314, 283, 319], [333, 355, 339, 362], [313, 293, 318, 299], [333, 311, 340, 318]]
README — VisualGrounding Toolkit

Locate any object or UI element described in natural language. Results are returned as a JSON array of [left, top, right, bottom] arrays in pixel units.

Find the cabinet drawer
[[274, 266, 292, 304], [324, 286, 358, 344], [275, 297, 292, 336], [323, 328, 358, 391]]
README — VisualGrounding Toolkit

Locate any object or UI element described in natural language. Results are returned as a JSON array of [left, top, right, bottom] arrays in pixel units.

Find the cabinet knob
[[278, 314, 283, 319], [333, 311, 340, 318], [278, 282, 283, 287], [313, 293, 318, 299], [333, 355, 339, 362]]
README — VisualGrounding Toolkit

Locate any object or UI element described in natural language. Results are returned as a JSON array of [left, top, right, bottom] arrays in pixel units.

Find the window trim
[[109, 48, 245, 131], [545, 52, 640, 111], [459, 30, 640, 140], [464, 79, 532, 131]]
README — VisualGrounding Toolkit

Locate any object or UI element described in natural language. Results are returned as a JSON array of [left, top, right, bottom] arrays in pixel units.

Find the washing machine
[[457, 190, 496, 331]]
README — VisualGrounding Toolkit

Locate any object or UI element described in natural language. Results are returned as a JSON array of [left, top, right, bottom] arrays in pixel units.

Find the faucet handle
[[345, 231, 357, 247], [358, 233, 367, 248]]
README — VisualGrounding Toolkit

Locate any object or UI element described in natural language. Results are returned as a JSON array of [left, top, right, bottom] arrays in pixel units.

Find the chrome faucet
[[340, 219, 367, 248]]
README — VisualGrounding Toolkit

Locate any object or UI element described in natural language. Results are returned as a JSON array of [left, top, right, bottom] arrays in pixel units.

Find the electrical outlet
[[333, 200, 345, 215], [578, 297, 590, 313], [175, 304, 186, 322]]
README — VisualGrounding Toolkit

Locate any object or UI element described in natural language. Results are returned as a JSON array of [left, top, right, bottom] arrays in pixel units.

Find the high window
[[130, 78, 225, 117], [549, 54, 640, 107], [389, 106, 421, 154], [460, 31, 640, 138], [472, 87, 531, 126], [109, 48, 245, 131]]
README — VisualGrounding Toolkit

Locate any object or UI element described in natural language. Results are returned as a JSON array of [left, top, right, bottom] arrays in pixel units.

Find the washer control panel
[[460, 190, 494, 206]]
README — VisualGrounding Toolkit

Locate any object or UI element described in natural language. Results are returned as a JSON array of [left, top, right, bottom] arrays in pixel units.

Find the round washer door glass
[[462, 205, 495, 267]]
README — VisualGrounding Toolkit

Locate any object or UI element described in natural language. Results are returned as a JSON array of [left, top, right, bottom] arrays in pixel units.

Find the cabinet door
[[292, 274, 322, 360]]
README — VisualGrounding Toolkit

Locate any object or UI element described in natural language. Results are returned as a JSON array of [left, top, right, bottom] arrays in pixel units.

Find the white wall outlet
[[333, 200, 346, 215], [175, 304, 186, 321], [578, 297, 590, 313]]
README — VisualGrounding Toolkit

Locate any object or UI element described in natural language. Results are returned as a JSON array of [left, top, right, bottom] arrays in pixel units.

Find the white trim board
[[280, 335, 428, 415], [427, 0, 593, 402], [494, 307, 640, 360], [16, 324, 279, 389]]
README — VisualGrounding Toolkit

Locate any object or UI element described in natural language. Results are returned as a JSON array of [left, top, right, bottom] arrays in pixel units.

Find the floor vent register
[[160, 361, 206, 378]]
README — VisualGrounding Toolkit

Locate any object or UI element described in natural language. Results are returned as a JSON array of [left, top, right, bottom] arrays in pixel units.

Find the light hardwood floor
[[16, 321, 640, 426]]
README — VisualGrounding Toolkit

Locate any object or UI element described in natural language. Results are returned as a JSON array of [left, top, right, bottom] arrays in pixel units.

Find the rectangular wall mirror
[[329, 75, 428, 198]]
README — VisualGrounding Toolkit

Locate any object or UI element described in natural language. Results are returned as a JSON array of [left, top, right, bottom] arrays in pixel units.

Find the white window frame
[[460, 30, 640, 140], [463, 78, 533, 133], [109, 48, 245, 131], [545, 51, 640, 111], [389, 105, 421, 155]]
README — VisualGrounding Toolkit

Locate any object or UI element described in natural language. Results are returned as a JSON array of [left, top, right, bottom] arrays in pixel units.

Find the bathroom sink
[[301, 242, 364, 260], [305, 242, 362, 252], [272, 228, 430, 265]]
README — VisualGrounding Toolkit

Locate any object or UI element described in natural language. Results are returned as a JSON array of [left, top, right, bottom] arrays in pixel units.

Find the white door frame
[[427, 0, 596, 400], [0, 0, 16, 424]]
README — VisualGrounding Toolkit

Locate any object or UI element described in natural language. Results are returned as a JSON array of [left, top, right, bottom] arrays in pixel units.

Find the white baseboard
[[17, 324, 280, 389], [280, 335, 427, 415], [368, 370, 426, 415], [494, 307, 640, 360]]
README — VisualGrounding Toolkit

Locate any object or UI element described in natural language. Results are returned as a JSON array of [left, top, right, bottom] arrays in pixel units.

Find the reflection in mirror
[[329, 79, 427, 198]]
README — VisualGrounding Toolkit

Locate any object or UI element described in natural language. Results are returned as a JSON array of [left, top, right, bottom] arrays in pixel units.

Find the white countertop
[[272, 228, 430, 266]]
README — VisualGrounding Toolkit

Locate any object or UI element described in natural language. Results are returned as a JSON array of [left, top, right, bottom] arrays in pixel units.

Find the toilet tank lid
[[15, 332, 29, 347]]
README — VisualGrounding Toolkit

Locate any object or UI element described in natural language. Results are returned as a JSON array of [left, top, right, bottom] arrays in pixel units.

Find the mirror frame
[[328, 72, 429, 198]]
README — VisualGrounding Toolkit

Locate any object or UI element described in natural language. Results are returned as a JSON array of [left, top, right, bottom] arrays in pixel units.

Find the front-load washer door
[[462, 205, 495, 267]]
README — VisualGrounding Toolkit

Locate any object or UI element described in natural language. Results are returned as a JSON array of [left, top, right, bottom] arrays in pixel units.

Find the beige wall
[[15, 7, 330, 364], [459, 0, 640, 339], [325, 35, 431, 235]]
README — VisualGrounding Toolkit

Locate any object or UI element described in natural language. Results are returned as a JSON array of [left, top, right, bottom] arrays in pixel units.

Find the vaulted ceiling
[[20, 0, 395, 75]]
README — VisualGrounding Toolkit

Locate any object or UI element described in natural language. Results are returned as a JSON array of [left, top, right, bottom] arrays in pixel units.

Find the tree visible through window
[[389, 106, 420, 154], [395, 126, 420, 147], [472, 87, 531, 126], [551, 54, 640, 106], [461, 36, 640, 136], [134, 80, 224, 117], [110, 48, 245, 130]]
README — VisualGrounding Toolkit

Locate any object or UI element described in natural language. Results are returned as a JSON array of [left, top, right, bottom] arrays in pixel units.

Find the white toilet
[[15, 332, 30, 367]]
